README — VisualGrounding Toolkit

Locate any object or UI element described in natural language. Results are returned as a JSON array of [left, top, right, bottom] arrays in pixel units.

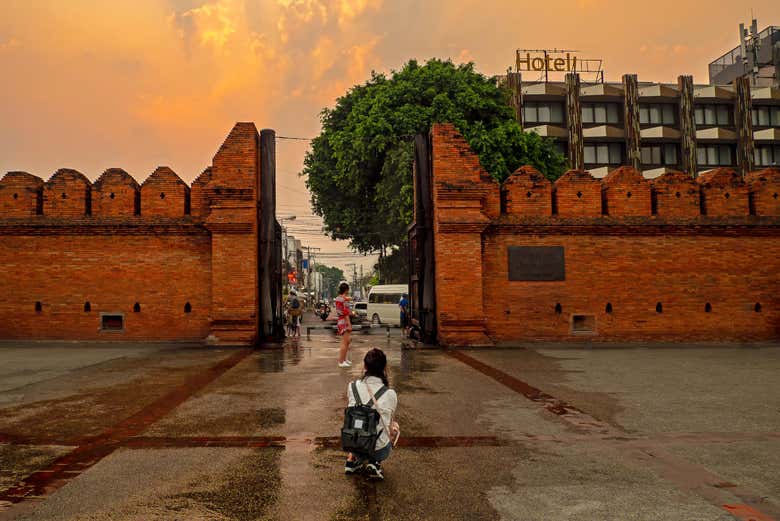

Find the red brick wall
[[0, 172, 42, 217], [429, 123, 780, 345], [43, 169, 91, 217], [554, 170, 602, 217], [746, 168, 780, 216], [697, 168, 750, 216], [602, 166, 651, 217], [483, 233, 780, 342], [140, 167, 189, 217], [503, 166, 552, 216], [92, 169, 139, 217], [0, 123, 263, 344], [652, 171, 700, 217], [0, 233, 211, 340]]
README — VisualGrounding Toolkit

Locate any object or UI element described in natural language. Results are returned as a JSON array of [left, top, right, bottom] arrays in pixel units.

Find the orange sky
[[0, 0, 776, 271]]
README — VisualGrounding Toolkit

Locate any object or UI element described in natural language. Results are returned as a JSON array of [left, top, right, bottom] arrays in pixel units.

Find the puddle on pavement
[[166, 447, 282, 521]]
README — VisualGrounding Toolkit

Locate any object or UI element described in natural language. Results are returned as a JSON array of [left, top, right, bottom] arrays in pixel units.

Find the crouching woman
[[344, 348, 399, 480]]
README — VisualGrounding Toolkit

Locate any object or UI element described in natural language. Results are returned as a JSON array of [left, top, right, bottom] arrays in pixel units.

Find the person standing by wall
[[399, 294, 409, 337], [336, 282, 353, 367]]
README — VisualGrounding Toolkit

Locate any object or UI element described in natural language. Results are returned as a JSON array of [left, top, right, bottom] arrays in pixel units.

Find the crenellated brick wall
[[428, 123, 780, 346], [0, 123, 273, 344]]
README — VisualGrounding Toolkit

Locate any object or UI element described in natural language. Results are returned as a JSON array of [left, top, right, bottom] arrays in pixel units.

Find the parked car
[[367, 284, 408, 325], [352, 301, 368, 324]]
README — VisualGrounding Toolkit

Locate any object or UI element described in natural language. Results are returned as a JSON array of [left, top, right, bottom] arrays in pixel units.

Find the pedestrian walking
[[287, 290, 303, 337], [343, 348, 399, 480], [335, 282, 353, 367]]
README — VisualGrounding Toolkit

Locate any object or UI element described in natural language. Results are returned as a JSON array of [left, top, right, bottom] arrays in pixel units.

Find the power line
[[276, 136, 314, 141]]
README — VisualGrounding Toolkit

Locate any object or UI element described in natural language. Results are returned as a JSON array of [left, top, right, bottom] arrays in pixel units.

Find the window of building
[[523, 102, 565, 124], [751, 106, 780, 127], [582, 103, 620, 125], [754, 145, 780, 167], [696, 144, 734, 167], [584, 143, 623, 165], [694, 104, 733, 127], [639, 103, 676, 126], [641, 144, 679, 166]]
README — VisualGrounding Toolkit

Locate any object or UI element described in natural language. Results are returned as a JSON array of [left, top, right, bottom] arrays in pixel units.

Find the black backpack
[[341, 381, 388, 457]]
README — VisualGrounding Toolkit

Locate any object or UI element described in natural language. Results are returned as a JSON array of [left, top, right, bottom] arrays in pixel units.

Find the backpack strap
[[351, 381, 362, 406], [369, 385, 388, 406]]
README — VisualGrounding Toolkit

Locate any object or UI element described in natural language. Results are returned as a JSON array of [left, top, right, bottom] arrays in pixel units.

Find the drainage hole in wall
[[159, 192, 166, 199], [12, 193, 18, 199], [109, 192, 115, 199], [184, 302, 192, 313], [576, 191, 583, 198], [572, 314, 596, 333], [84, 301, 91, 312], [656, 302, 663, 313], [605, 302, 613, 313], [724, 192, 730, 199], [754, 303, 762, 312], [626, 191, 632, 198], [101, 315, 124, 331], [35, 301, 42, 313], [133, 302, 141, 312], [704, 302, 712, 313], [675, 191, 681, 198], [526, 191, 532, 198], [555, 303, 562, 314]]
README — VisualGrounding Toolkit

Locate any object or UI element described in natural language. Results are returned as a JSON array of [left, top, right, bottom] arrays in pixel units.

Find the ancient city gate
[[0, 123, 283, 344], [410, 123, 780, 347]]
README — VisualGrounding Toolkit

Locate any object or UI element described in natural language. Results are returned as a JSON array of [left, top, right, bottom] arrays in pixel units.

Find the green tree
[[304, 58, 566, 253], [316, 264, 346, 298]]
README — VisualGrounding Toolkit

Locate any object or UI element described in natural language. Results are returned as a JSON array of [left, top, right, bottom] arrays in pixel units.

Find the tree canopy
[[304, 58, 567, 253], [315, 264, 346, 298]]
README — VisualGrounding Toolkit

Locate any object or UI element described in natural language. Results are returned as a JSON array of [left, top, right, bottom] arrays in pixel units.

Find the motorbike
[[316, 303, 330, 321]]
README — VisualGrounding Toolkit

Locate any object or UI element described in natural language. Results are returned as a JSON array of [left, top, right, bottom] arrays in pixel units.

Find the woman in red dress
[[335, 282, 352, 368]]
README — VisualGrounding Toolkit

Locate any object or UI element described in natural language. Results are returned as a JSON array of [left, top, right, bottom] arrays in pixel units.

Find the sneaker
[[365, 462, 384, 480], [338, 361, 351, 368], [344, 359, 352, 366], [344, 458, 362, 475]]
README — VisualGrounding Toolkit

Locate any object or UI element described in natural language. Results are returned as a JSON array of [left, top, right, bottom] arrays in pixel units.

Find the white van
[[367, 284, 408, 325]]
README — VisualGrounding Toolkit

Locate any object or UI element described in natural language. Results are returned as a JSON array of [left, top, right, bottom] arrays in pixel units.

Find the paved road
[[0, 337, 778, 520]]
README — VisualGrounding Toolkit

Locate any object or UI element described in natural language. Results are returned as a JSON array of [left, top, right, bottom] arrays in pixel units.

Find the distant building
[[511, 78, 779, 178], [709, 20, 779, 88]]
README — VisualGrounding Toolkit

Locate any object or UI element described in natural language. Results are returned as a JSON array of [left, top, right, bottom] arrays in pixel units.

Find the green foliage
[[375, 246, 409, 284], [304, 58, 567, 253], [315, 264, 346, 298]]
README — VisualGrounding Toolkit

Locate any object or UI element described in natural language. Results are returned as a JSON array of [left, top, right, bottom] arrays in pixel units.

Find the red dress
[[335, 296, 351, 335]]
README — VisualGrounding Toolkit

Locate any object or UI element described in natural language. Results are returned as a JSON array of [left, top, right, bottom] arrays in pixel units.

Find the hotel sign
[[516, 51, 578, 73]]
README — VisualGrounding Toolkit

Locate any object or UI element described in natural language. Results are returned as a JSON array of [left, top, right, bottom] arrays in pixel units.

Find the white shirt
[[347, 376, 398, 450]]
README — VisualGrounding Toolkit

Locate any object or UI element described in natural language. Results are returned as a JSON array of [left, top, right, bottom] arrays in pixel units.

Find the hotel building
[[506, 25, 779, 178]]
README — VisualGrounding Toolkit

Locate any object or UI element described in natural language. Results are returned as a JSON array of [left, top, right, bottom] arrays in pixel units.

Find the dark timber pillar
[[566, 73, 584, 170], [623, 74, 641, 170], [259, 129, 280, 340], [507, 72, 523, 128], [678, 75, 698, 177], [735, 77, 755, 176]]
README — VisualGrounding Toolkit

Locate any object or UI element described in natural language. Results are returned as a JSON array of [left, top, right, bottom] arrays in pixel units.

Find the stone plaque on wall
[[508, 246, 565, 281]]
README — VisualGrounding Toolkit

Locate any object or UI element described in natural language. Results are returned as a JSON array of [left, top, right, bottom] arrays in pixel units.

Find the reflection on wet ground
[[0, 337, 779, 520]]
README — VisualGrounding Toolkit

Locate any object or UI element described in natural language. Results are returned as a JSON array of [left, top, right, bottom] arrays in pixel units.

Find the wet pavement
[[0, 333, 779, 520]]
